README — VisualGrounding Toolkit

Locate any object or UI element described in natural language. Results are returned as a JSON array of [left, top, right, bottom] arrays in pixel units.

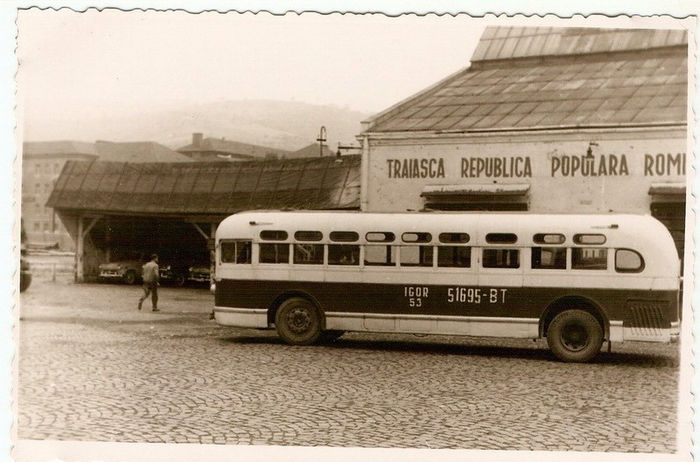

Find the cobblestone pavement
[[17, 276, 680, 452]]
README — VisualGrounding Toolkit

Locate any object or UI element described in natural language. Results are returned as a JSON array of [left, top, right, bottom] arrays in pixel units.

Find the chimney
[[192, 133, 203, 148]]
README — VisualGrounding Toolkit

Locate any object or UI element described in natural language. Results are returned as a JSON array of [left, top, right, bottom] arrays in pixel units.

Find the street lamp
[[316, 126, 327, 157]]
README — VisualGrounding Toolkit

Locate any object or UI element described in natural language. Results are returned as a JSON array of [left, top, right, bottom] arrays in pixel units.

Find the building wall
[[362, 127, 686, 214], [22, 154, 95, 249]]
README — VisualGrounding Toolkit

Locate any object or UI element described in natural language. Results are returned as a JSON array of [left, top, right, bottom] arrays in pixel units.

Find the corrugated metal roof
[[47, 155, 361, 215], [472, 26, 688, 62], [367, 46, 686, 133]]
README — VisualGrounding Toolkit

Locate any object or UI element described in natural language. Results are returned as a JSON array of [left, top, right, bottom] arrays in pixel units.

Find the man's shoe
[[137, 301, 142, 310], [152, 308, 160, 312]]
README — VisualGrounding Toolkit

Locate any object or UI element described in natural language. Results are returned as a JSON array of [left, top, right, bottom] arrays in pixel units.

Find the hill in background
[[23, 99, 371, 152]]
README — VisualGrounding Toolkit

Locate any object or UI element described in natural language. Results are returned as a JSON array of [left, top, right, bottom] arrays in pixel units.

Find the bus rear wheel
[[275, 298, 322, 345], [546, 310, 603, 363]]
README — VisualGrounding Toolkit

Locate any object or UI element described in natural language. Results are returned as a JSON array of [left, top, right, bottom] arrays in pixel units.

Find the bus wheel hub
[[288, 308, 311, 333], [562, 324, 588, 351]]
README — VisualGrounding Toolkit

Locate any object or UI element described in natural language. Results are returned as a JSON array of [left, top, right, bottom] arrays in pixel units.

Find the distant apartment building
[[22, 140, 191, 250], [176, 133, 292, 161], [22, 141, 98, 248]]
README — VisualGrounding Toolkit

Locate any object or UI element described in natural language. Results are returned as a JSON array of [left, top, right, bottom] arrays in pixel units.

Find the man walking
[[138, 254, 160, 312]]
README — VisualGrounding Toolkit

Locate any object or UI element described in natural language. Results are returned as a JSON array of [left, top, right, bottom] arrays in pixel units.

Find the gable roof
[[47, 155, 361, 216], [23, 140, 193, 163], [365, 26, 688, 134], [23, 141, 97, 157], [95, 141, 193, 163], [288, 143, 336, 159], [177, 137, 292, 159]]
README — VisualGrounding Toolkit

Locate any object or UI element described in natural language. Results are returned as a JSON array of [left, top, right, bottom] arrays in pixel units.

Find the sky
[[16, 10, 485, 130]]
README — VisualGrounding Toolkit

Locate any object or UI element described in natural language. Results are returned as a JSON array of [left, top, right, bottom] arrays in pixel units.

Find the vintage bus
[[213, 211, 681, 362]]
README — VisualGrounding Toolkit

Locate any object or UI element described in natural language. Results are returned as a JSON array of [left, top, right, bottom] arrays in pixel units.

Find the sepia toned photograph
[[10, 7, 695, 462]]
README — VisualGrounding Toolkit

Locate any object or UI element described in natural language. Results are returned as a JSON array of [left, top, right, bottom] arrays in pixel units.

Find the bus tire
[[546, 309, 603, 363], [275, 298, 322, 345]]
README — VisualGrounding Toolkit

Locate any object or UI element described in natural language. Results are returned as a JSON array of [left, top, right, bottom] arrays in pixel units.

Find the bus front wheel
[[275, 298, 322, 345], [546, 310, 603, 363]]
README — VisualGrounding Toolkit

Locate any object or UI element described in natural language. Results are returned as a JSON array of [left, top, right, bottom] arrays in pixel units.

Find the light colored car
[[98, 259, 143, 285], [187, 263, 211, 286]]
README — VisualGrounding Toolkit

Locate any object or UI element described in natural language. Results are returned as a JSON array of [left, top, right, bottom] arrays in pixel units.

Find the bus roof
[[219, 210, 674, 250]]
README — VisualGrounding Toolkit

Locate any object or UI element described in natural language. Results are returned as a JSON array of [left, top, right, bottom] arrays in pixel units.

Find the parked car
[[98, 259, 143, 285], [20, 220, 31, 292], [19, 252, 31, 292], [159, 261, 189, 287], [187, 262, 211, 286]]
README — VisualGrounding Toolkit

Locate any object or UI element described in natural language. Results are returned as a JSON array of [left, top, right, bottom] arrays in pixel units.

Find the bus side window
[[572, 248, 608, 270], [531, 247, 566, 269], [483, 249, 520, 269], [220, 241, 237, 263], [328, 244, 360, 265], [293, 243, 324, 265], [365, 245, 396, 266], [259, 243, 290, 264], [400, 246, 433, 267], [438, 246, 471, 268], [615, 249, 644, 273], [236, 241, 252, 264]]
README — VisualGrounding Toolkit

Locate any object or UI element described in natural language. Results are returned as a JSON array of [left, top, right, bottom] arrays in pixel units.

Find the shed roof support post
[[76, 216, 84, 282], [75, 215, 101, 283]]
